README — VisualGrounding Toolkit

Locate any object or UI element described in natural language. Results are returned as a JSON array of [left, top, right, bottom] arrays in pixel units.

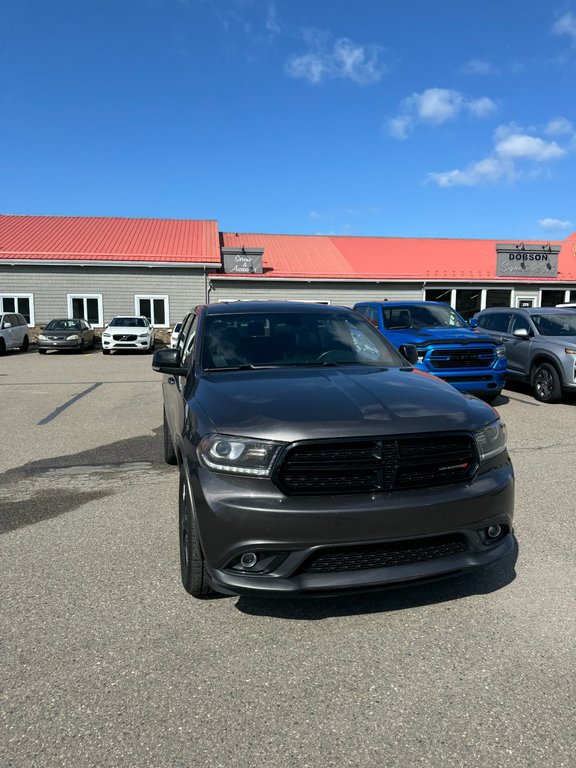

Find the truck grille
[[428, 348, 496, 369], [275, 435, 477, 495], [299, 534, 470, 573]]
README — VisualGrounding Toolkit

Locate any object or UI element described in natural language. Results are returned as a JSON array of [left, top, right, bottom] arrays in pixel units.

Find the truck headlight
[[496, 345, 506, 359], [198, 434, 283, 476], [475, 419, 507, 461]]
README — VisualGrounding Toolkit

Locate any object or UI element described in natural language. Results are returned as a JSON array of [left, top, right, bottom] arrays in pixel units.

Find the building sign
[[496, 242, 560, 278], [222, 247, 263, 275]]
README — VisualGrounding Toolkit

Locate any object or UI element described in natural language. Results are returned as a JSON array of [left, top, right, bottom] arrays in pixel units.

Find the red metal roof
[[0, 215, 221, 264], [221, 232, 576, 281]]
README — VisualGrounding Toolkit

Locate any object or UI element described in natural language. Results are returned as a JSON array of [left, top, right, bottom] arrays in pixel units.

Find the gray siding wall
[[208, 280, 424, 307], [0, 265, 211, 326]]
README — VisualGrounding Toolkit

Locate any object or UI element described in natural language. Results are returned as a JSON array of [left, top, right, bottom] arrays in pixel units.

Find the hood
[[385, 327, 497, 346], [107, 325, 150, 333], [194, 367, 497, 443]]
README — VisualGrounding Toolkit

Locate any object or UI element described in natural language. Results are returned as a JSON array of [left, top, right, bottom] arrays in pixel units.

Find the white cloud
[[495, 133, 566, 161], [461, 58, 499, 75], [387, 88, 496, 139], [545, 117, 574, 135], [538, 217, 573, 231], [286, 36, 385, 85], [552, 12, 576, 45], [428, 122, 573, 188]]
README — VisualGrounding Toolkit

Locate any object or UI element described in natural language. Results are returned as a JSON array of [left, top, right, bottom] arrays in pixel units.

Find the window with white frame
[[67, 294, 103, 327], [135, 295, 169, 327], [0, 294, 34, 325]]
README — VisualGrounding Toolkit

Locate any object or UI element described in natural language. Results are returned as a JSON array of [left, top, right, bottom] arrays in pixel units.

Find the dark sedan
[[37, 318, 95, 353], [153, 302, 515, 599]]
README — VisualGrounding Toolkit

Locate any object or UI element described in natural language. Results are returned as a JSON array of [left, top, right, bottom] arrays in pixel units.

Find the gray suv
[[153, 301, 514, 599], [471, 307, 576, 403], [0, 312, 30, 355]]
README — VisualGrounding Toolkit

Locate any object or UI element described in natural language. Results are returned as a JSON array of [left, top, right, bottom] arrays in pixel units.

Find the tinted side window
[[480, 312, 512, 332], [510, 313, 531, 334], [180, 314, 198, 365]]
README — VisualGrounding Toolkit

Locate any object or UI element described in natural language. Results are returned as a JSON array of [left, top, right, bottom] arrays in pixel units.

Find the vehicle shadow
[[233, 540, 518, 620]]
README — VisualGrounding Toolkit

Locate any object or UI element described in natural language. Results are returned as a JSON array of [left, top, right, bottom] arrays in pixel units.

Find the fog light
[[240, 552, 258, 569], [487, 524, 502, 539]]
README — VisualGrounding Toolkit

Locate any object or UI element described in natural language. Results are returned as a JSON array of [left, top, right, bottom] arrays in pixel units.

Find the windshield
[[45, 319, 82, 331], [382, 304, 468, 330], [532, 313, 576, 337], [201, 311, 405, 370], [109, 317, 147, 327]]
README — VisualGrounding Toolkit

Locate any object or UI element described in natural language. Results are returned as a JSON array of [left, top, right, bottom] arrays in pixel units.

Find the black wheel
[[0, 338, 6, 356], [78, 340, 85, 353], [179, 471, 213, 598], [102, 349, 110, 355], [532, 363, 561, 403], [21, 335, 29, 352], [38, 349, 47, 355], [163, 409, 177, 465]]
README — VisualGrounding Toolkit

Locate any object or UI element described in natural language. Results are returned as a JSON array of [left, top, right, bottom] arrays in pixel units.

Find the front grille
[[299, 534, 470, 573], [276, 435, 477, 495], [112, 334, 137, 342], [428, 348, 496, 369]]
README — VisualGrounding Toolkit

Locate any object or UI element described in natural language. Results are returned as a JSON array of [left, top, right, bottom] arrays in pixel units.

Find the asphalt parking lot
[[1, 348, 574, 768]]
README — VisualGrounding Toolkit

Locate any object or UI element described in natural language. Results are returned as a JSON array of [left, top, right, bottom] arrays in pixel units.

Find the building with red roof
[[1, 213, 575, 332]]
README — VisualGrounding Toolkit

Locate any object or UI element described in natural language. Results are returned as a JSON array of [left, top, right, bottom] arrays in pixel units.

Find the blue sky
[[2, 0, 576, 240]]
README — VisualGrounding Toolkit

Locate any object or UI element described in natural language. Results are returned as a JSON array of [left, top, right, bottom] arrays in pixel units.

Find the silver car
[[471, 307, 576, 403], [0, 312, 30, 355]]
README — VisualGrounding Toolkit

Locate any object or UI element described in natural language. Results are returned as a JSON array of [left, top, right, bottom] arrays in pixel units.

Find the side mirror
[[152, 348, 189, 376], [104, 323, 109, 329], [3, 321, 12, 329], [398, 344, 419, 365], [468, 318, 478, 328], [512, 328, 530, 339]]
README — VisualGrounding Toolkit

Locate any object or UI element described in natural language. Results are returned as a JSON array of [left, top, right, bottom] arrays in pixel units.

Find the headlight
[[198, 434, 283, 476], [103, 332, 111, 338], [66, 334, 80, 340], [496, 345, 506, 359], [564, 348, 576, 356], [37, 334, 47, 340], [138, 332, 150, 338], [475, 419, 507, 461]]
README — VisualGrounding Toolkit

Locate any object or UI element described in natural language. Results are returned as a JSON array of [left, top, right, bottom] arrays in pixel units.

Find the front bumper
[[187, 459, 515, 597], [37, 338, 83, 350], [102, 338, 152, 351]]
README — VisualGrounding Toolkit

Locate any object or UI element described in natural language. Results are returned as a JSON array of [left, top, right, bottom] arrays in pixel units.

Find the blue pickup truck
[[354, 300, 507, 401]]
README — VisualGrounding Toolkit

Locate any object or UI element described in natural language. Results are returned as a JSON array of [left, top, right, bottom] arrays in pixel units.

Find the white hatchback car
[[0, 312, 30, 355], [101, 316, 155, 354]]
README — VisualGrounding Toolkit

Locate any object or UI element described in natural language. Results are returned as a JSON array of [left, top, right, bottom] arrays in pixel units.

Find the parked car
[[101, 316, 155, 354], [353, 301, 507, 402], [152, 301, 514, 599], [0, 312, 30, 355], [471, 306, 576, 403], [170, 322, 182, 348], [37, 318, 95, 354]]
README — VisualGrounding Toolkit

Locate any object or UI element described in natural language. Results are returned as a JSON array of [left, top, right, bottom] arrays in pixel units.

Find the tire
[[0, 338, 6, 356], [78, 340, 85, 353], [102, 349, 110, 355], [21, 335, 29, 352], [179, 471, 213, 598], [532, 362, 562, 403], [482, 391, 502, 404], [38, 349, 47, 355], [163, 409, 177, 465]]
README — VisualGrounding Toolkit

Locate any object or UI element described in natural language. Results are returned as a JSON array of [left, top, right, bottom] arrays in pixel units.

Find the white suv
[[101, 316, 155, 354], [0, 312, 30, 355]]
